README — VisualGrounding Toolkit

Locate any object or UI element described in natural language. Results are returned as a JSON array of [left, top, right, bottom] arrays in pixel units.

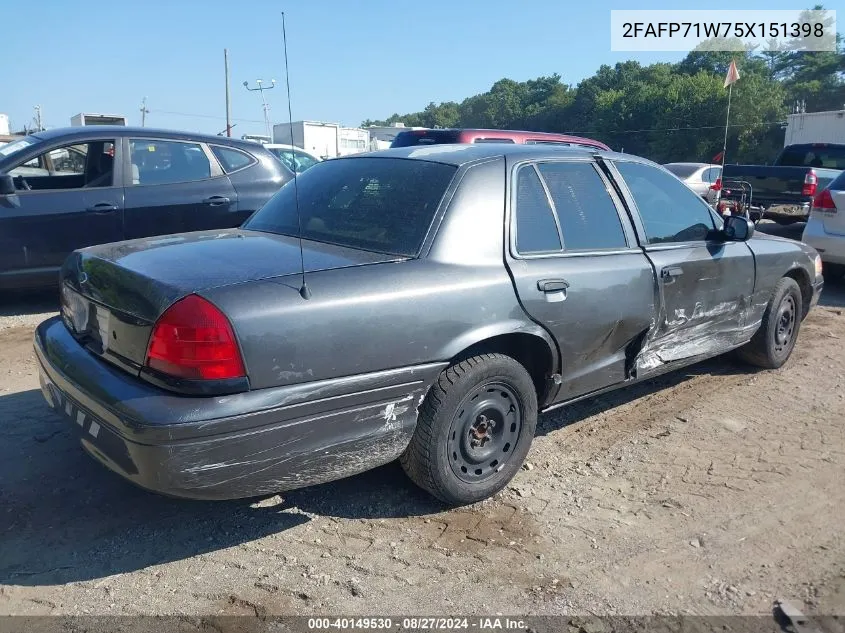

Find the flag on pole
[[724, 60, 740, 88]]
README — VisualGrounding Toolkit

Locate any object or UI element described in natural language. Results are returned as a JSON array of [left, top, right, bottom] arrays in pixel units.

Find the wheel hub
[[469, 414, 495, 448]]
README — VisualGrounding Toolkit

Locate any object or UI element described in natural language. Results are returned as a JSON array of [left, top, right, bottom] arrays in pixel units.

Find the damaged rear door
[[610, 159, 756, 372], [505, 157, 657, 402]]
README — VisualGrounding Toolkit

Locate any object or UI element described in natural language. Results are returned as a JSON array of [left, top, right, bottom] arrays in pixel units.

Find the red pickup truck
[[391, 128, 610, 151]]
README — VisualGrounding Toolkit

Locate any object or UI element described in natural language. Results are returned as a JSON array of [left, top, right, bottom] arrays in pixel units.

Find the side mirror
[[0, 174, 15, 196], [722, 214, 755, 241]]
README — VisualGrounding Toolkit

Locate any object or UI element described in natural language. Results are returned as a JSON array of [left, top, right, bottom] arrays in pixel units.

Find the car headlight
[[814, 254, 823, 278]]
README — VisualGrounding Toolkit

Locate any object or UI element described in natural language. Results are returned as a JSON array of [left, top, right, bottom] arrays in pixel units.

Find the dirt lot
[[2, 223, 844, 618]]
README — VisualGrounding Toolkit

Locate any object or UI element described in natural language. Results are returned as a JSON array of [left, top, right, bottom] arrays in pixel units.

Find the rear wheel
[[400, 354, 537, 506], [737, 277, 802, 369]]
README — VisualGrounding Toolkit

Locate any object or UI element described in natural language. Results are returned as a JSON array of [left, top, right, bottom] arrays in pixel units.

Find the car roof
[[30, 126, 265, 151], [664, 162, 715, 167], [352, 143, 646, 167]]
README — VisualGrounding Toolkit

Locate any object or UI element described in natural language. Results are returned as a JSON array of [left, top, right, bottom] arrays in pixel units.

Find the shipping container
[[70, 113, 127, 126], [784, 109, 845, 146], [273, 121, 370, 159]]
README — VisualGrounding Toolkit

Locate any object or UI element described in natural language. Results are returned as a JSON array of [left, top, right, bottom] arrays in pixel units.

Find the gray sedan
[[664, 162, 722, 203], [35, 144, 822, 506]]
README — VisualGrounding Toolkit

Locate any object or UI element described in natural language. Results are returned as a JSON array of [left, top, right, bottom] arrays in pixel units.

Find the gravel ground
[[1, 224, 844, 618]]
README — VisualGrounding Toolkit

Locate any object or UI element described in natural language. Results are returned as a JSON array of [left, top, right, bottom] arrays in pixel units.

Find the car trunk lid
[[60, 228, 404, 375]]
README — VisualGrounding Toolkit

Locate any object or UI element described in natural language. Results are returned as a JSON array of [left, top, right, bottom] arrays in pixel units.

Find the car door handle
[[86, 203, 118, 214], [661, 267, 684, 282], [203, 196, 230, 206], [537, 279, 570, 293]]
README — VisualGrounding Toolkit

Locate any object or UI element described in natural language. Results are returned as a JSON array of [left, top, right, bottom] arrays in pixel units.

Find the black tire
[[400, 353, 538, 506], [737, 277, 802, 369]]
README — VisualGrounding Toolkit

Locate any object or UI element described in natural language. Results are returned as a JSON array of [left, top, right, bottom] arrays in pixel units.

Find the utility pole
[[140, 97, 149, 127], [33, 105, 43, 131], [244, 79, 276, 139], [224, 49, 232, 137]]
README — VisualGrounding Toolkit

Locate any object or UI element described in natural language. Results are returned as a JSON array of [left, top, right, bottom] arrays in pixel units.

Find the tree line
[[363, 12, 844, 165]]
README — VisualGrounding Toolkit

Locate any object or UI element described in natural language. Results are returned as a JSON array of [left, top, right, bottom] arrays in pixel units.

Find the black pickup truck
[[718, 143, 845, 224]]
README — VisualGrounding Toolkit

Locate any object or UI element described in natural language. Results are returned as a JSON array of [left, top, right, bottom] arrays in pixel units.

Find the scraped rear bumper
[[35, 317, 442, 500]]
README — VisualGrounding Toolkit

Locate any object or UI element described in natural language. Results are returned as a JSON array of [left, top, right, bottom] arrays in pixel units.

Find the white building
[[366, 122, 428, 150], [784, 109, 845, 146], [273, 120, 371, 158]]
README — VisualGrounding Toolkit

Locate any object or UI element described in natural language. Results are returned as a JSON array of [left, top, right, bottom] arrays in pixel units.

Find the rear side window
[[129, 139, 211, 185], [537, 162, 627, 250], [244, 158, 456, 257], [514, 166, 562, 254], [616, 161, 715, 244], [211, 146, 255, 173]]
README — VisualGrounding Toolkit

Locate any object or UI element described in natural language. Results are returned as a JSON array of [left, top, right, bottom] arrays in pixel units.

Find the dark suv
[[0, 127, 292, 290], [390, 128, 610, 151]]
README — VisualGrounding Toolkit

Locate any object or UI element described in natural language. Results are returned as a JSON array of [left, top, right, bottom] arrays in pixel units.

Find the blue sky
[[3, 0, 823, 136]]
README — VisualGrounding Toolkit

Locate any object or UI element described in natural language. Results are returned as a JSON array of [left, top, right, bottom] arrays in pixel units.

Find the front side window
[[245, 157, 456, 257], [537, 162, 627, 251], [514, 165, 562, 254], [615, 161, 715, 244], [129, 139, 211, 185], [9, 140, 115, 189]]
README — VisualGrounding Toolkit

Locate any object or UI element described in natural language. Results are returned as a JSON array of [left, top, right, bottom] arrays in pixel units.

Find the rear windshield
[[778, 145, 845, 169], [390, 130, 461, 147], [244, 157, 457, 257], [663, 164, 701, 178]]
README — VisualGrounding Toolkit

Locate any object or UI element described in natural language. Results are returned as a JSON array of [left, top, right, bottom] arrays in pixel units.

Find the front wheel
[[737, 277, 802, 369], [400, 353, 538, 506]]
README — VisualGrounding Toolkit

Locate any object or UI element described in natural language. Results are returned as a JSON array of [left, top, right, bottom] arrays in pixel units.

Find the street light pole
[[244, 79, 276, 139]]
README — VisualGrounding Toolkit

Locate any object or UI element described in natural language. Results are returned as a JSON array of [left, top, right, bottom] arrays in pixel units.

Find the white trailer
[[273, 121, 371, 159], [784, 109, 845, 146], [0, 114, 9, 136], [71, 113, 127, 126]]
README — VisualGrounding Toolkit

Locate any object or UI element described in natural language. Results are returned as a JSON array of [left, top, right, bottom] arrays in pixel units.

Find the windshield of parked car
[[778, 144, 845, 169], [0, 137, 36, 159], [663, 164, 701, 178], [267, 147, 320, 173], [244, 157, 457, 257], [391, 130, 462, 147]]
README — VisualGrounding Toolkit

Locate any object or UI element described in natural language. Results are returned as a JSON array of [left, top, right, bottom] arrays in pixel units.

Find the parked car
[[717, 143, 845, 224], [265, 143, 322, 172], [0, 127, 293, 290], [390, 128, 610, 151], [35, 144, 822, 505], [663, 162, 721, 203], [803, 171, 845, 278]]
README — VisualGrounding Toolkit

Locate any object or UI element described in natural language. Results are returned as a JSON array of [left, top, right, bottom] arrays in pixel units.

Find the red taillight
[[710, 177, 722, 191], [802, 170, 818, 196], [145, 295, 245, 381], [812, 188, 837, 212]]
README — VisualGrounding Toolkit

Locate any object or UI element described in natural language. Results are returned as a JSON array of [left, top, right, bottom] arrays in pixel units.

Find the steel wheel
[[447, 381, 523, 484], [774, 294, 797, 353]]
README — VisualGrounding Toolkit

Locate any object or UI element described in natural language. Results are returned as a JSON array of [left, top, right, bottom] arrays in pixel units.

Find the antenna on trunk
[[282, 11, 311, 300]]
